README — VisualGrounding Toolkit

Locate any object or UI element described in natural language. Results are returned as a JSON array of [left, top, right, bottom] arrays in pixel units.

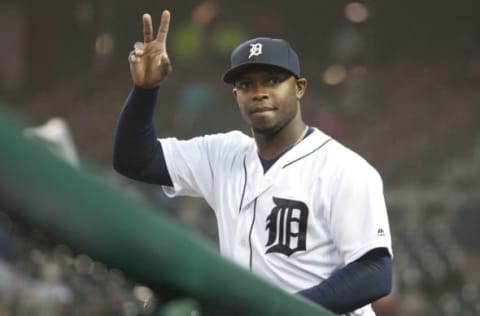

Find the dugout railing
[[0, 105, 333, 316]]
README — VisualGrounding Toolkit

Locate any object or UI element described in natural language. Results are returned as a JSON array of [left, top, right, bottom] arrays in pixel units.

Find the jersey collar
[[241, 128, 331, 205]]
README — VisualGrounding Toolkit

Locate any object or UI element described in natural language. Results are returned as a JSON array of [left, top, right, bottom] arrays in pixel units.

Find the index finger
[[143, 13, 153, 43], [156, 10, 171, 44]]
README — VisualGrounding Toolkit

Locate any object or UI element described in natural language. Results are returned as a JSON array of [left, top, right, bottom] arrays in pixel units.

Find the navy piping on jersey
[[249, 198, 258, 271], [282, 138, 333, 169], [259, 126, 315, 173], [238, 155, 248, 214]]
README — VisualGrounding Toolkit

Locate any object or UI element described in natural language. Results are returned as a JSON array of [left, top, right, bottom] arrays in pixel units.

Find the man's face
[[232, 65, 307, 135]]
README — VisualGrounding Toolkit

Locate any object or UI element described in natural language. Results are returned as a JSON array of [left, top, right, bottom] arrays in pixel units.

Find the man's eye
[[236, 81, 250, 89], [268, 77, 283, 85]]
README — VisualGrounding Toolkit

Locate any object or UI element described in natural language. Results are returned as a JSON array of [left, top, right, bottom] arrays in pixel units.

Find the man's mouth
[[250, 107, 276, 114]]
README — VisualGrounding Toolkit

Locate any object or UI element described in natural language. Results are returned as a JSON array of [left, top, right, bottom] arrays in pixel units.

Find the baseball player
[[114, 10, 393, 315]]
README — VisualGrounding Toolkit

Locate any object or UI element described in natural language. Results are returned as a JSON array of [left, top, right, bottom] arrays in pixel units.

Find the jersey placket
[[235, 148, 282, 271]]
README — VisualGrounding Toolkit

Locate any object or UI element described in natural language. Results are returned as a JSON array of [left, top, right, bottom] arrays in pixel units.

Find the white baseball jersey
[[160, 128, 392, 316]]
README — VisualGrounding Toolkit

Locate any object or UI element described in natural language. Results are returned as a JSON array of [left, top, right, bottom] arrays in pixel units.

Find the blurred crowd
[[0, 205, 159, 316]]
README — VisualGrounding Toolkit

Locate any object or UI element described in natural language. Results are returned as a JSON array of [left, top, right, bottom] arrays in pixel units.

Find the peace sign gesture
[[129, 10, 172, 88]]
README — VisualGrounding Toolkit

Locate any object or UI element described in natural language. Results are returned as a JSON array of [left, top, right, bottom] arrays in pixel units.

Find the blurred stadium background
[[1, 0, 480, 315]]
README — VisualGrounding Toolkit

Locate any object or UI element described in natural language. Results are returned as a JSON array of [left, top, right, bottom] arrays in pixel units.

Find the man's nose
[[251, 83, 269, 100]]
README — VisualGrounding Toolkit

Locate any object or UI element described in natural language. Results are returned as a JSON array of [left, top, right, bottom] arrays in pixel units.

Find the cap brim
[[223, 62, 298, 84]]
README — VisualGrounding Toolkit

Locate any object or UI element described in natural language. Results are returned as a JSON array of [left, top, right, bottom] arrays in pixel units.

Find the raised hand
[[129, 10, 172, 88]]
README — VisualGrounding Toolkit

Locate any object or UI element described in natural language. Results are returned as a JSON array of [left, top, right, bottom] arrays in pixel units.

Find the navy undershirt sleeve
[[113, 86, 173, 186], [297, 247, 392, 314]]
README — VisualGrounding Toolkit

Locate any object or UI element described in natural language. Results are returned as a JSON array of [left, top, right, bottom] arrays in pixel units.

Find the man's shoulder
[[203, 130, 253, 146], [313, 129, 380, 177], [160, 130, 253, 153], [200, 130, 254, 156]]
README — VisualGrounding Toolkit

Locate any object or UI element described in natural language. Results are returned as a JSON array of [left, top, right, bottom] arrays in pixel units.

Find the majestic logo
[[248, 43, 263, 59], [265, 197, 308, 256]]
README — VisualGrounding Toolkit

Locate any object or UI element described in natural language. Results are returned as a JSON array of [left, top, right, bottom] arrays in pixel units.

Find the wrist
[[134, 85, 161, 91]]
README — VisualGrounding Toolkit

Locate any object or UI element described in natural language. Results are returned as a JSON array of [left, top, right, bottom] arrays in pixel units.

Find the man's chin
[[252, 124, 280, 136]]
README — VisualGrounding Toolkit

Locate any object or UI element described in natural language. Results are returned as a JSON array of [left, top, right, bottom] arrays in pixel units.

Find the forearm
[[297, 248, 392, 314], [113, 86, 172, 185]]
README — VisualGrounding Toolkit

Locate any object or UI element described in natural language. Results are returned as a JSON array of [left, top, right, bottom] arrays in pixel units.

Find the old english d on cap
[[223, 37, 301, 84]]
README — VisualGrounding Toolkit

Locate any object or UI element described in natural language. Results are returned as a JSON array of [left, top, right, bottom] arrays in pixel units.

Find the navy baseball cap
[[223, 37, 301, 84]]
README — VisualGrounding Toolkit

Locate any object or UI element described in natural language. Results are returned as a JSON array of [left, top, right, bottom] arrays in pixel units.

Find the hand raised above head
[[128, 10, 172, 88]]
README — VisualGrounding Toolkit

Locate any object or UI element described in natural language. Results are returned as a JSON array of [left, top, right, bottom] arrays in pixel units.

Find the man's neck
[[255, 122, 308, 160]]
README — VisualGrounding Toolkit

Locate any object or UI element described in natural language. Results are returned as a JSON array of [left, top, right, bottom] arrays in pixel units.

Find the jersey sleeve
[[159, 131, 248, 201], [327, 150, 393, 265]]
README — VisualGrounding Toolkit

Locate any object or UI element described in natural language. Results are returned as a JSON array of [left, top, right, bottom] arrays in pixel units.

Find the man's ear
[[296, 78, 307, 100], [232, 87, 238, 98]]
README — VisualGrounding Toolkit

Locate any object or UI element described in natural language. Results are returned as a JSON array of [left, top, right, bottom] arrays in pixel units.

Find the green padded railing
[[0, 105, 333, 316]]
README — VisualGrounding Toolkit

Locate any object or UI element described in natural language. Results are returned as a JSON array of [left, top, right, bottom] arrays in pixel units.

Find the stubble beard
[[251, 112, 296, 139]]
